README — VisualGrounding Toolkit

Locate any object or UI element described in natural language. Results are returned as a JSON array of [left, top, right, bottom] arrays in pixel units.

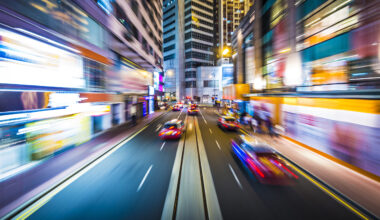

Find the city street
[[0, 0, 379, 219], [13, 107, 365, 220]]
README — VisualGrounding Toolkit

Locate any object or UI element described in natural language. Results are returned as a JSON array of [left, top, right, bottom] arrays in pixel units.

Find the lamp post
[[221, 48, 229, 65]]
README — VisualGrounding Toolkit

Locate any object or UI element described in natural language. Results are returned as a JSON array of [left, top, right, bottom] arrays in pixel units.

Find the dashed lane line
[[199, 109, 208, 124], [155, 124, 162, 132], [160, 142, 166, 151], [177, 108, 184, 119], [137, 165, 153, 192], [215, 140, 221, 150], [229, 164, 243, 190], [13, 124, 151, 220]]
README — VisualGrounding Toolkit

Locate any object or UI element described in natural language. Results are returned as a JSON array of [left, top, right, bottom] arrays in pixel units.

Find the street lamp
[[222, 48, 229, 56], [221, 48, 230, 65]]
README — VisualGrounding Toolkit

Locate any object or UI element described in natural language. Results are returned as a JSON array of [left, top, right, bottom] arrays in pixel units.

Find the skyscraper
[[163, 0, 214, 100], [216, 0, 254, 64]]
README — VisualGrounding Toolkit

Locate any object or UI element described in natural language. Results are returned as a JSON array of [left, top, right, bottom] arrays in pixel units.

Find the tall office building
[[163, 0, 214, 100], [215, 0, 254, 64]]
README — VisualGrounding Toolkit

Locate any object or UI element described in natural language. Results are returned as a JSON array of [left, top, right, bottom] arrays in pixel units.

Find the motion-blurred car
[[231, 135, 298, 184], [159, 119, 185, 140], [177, 102, 184, 108], [217, 116, 239, 130], [172, 105, 181, 111], [187, 104, 199, 115]]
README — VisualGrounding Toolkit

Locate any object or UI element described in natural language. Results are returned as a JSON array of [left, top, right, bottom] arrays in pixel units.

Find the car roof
[[166, 119, 182, 124], [239, 135, 275, 153], [222, 116, 235, 120]]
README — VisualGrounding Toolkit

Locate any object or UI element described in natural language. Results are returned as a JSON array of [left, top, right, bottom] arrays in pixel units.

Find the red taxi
[[159, 119, 185, 140], [217, 116, 239, 130], [187, 104, 199, 115], [172, 105, 181, 111]]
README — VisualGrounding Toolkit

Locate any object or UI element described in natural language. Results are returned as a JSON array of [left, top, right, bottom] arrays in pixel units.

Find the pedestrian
[[266, 116, 275, 137], [250, 115, 258, 133]]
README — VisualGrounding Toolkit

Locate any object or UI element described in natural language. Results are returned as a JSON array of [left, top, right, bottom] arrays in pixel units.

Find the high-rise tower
[[163, 0, 214, 100], [216, 0, 254, 64]]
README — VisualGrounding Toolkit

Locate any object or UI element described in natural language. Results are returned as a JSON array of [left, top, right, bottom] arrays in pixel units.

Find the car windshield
[[164, 123, 178, 129], [225, 118, 235, 122]]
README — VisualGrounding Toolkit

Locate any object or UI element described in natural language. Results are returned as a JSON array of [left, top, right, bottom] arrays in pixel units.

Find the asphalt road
[[28, 109, 187, 220], [197, 107, 360, 220], [23, 107, 364, 219]]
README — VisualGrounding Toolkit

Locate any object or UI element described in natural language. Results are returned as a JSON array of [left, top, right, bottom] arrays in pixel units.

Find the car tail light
[[247, 159, 265, 178], [271, 159, 298, 179], [223, 123, 228, 128]]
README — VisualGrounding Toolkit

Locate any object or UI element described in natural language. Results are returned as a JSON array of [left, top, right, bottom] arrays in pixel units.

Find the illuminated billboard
[[107, 56, 153, 94], [154, 72, 160, 90], [0, 28, 85, 89], [222, 65, 234, 87]]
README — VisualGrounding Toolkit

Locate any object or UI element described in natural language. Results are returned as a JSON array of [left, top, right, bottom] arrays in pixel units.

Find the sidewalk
[[242, 127, 380, 217], [0, 110, 167, 218]]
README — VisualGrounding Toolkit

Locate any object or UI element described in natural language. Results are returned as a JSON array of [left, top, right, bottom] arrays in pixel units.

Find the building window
[[185, 71, 197, 78], [185, 81, 197, 88], [184, 32, 213, 42], [164, 13, 175, 22], [204, 80, 217, 87], [164, 5, 175, 14], [164, 54, 175, 61], [164, 35, 175, 43], [185, 42, 212, 51], [164, 44, 175, 52], [185, 61, 213, 68], [185, 51, 213, 60], [164, 27, 175, 35], [164, 20, 175, 28]]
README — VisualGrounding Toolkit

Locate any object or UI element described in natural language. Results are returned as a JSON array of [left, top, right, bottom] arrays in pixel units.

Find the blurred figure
[[250, 114, 258, 133], [130, 104, 137, 126], [255, 105, 264, 133], [240, 112, 247, 124], [265, 115, 276, 137], [331, 122, 359, 165]]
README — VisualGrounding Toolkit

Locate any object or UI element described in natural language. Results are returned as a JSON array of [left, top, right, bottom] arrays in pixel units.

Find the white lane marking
[[177, 108, 183, 119], [161, 117, 187, 220], [199, 109, 207, 124], [229, 164, 243, 190], [209, 128, 213, 134], [137, 165, 153, 192], [215, 140, 221, 150], [14, 124, 150, 219], [194, 117, 223, 219], [155, 124, 162, 131], [160, 142, 166, 151]]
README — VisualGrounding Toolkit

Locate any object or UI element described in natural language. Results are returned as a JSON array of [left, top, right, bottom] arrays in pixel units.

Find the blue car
[[231, 135, 298, 184]]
